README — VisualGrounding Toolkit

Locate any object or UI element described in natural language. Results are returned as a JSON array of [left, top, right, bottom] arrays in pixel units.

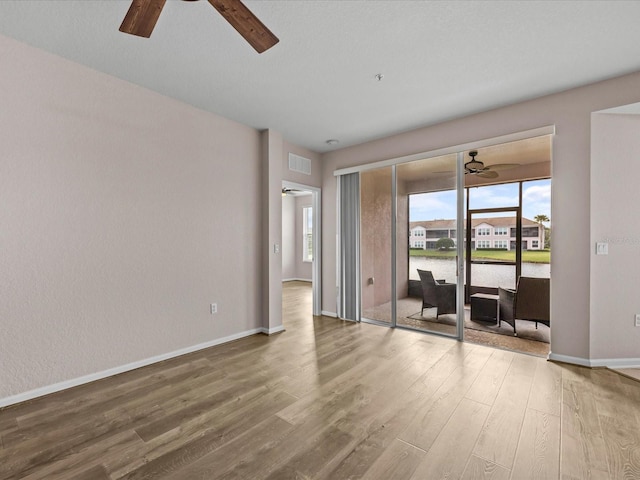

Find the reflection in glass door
[[395, 154, 462, 337]]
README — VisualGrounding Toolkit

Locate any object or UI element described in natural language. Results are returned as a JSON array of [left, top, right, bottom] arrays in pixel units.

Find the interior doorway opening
[[281, 181, 321, 317]]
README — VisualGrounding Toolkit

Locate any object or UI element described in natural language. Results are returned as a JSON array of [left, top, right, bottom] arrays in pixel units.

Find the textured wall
[[590, 113, 640, 359], [360, 168, 393, 310], [0, 36, 263, 400], [282, 141, 322, 188]]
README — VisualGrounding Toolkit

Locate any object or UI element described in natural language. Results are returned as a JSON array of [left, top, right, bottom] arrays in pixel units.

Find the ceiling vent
[[288, 153, 311, 175]]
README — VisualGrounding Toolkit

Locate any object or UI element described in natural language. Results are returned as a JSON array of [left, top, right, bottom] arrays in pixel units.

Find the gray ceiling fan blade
[[486, 163, 520, 171], [476, 170, 499, 179]]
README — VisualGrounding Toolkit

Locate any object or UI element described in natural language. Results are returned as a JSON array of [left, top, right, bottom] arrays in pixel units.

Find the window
[[494, 240, 508, 249], [303, 206, 313, 262], [477, 240, 491, 249], [495, 227, 508, 236], [426, 229, 449, 238], [413, 229, 425, 237], [531, 240, 539, 249], [477, 228, 491, 236]]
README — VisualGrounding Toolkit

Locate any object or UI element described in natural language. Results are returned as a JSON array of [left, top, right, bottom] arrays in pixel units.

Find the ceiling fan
[[119, 0, 279, 54], [464, 150, 519, 179], [282, 187, 300, 196]]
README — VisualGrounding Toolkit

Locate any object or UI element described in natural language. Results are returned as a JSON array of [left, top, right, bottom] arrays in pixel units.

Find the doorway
[[337, 128, 552, 356], [281, 181, 321, 316]]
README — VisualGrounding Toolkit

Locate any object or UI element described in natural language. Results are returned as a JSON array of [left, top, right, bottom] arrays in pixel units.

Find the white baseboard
[[282, 278, 312, 283], [261, 325, 285, 335], [548, 352, 640, 369], [321, 310, 338, 318], [0, 327, 264, 409], [593, 358, 640, 369], [547, 352, 592, 367]]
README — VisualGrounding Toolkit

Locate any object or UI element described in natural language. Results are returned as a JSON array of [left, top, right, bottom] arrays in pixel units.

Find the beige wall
[[322, 70, 640, 363], [282, 141, 322, 188], [261, 130, 284, 334], [0, 35, 266, 401], [591, 113, 640, 360]]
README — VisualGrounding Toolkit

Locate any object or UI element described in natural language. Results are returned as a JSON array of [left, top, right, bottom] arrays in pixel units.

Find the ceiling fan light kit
[[119, 0, 279, 53], [465, 151, 485, 172]]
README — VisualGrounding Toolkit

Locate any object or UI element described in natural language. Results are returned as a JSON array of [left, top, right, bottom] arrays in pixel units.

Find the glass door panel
[[395, 154, 460, 337], [466, 209, 520, 302], [360, 167, 393, 324], [521, 179, 551, 279]]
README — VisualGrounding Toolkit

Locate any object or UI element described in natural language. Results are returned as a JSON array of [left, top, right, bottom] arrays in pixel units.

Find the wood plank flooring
[[1, 280, 640, 479]]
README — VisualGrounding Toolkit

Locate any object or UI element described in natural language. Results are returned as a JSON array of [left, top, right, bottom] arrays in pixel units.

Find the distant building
[[409, 217, 545, 250]]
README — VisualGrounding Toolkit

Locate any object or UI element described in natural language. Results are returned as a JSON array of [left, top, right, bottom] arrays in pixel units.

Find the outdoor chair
[[417, 269, 456, 318], [498, 276, 550, 336]]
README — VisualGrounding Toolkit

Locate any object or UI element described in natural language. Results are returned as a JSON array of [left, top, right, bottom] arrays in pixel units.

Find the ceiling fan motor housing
[[465, 151, 485, 172]]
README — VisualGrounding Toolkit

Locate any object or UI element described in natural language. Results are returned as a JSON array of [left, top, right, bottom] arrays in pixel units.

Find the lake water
[[409, 257, 550, 289]]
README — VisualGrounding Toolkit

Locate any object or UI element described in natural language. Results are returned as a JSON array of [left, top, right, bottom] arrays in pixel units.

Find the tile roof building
[[409, 217, 545, 250]]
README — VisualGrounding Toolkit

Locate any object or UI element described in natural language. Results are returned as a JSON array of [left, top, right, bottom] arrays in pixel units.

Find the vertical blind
[[338, 173, 360, 321]]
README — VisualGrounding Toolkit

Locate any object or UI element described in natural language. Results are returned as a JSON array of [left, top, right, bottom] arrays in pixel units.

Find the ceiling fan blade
[[207, 0, 279, 53], [476, 170, 499, 179], [486, 163, 520, 171], [119, 0, 167, 38]]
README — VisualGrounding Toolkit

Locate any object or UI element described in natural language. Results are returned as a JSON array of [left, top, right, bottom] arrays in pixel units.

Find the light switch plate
[[596, 242, 608, 255]]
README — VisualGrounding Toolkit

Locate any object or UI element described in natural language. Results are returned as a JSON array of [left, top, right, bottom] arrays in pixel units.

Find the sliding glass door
[[395, 154, 462, 337], [336, 129, 552, 349], [354, 154, 464, 337], [466, 208, 521, 303]]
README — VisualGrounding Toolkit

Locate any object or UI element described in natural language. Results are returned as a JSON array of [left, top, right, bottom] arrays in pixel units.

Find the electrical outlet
[[210, 303, 217, 314], [635, 314, 640, 327]]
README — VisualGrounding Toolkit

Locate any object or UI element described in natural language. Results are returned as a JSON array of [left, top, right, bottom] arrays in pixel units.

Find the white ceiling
[[2, 1, 640, 153]]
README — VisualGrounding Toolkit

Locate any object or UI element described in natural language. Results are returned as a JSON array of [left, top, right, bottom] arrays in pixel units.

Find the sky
[[409, 179, 551, 224]]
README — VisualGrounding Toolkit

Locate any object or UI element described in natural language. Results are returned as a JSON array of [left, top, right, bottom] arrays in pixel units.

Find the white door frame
[[282, 180, 322, 316]]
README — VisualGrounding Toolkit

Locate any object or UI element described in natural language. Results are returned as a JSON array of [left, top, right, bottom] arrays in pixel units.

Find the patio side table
[[470, 293, 499, 324]]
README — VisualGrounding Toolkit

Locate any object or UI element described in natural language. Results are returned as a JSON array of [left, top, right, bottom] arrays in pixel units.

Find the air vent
[[288, 153, 311, 175]]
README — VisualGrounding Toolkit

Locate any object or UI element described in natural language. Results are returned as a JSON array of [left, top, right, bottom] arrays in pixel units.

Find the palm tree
[[534, 214, 549, 224], [534, 214, 551, 249]]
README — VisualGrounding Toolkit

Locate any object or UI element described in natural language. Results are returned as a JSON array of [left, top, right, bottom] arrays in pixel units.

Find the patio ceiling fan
[[119, 0, 279, 53], [464, 151, 519, 179]]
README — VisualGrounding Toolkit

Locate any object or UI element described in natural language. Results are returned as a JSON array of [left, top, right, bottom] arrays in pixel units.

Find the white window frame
[[494, 240, 508, 249], [477, 240, 491, 249], [477, 228, 491, 236], [495, 227, 508, 236], [303, 206, 313, 262]]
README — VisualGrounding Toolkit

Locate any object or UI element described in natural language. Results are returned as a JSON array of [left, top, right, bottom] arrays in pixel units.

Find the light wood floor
[[1, 281, 640, 479], [610, 368, 640, 382]]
